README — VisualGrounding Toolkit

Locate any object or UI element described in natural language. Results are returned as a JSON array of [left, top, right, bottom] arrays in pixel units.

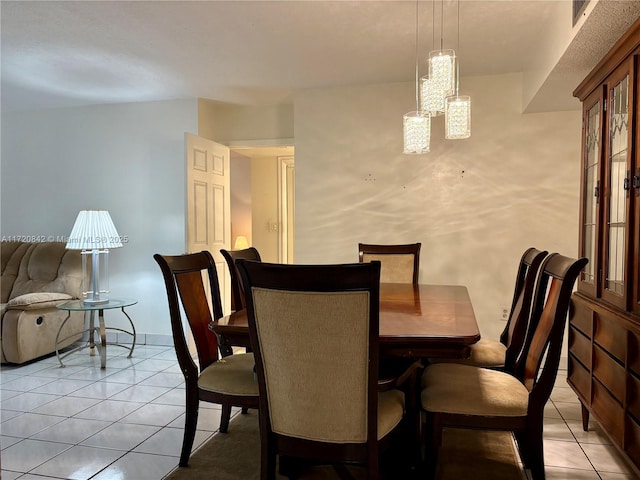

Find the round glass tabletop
[[57, 298, 137, 311]]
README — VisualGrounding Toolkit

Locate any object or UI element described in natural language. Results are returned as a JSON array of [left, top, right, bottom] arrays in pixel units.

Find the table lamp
[[66, 210, 123, 304], [234, 235, 249, 250]]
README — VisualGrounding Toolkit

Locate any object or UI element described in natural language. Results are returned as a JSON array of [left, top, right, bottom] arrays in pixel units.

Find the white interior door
[[185, 133, 231, 313]]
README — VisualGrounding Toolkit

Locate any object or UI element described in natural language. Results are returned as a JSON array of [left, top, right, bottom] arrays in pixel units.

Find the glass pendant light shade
[[428, 49, 456, 113], [445, 95, 471, 139], [420, 76, 443, 117], [403, 111, 431, 154]]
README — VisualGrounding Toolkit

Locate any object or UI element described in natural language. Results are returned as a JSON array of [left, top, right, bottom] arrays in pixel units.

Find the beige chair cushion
[[378, 389, 405, 439], [252, 288, 372, 443], [433, 338, 506, 368], [362, 253, 415, 284], [10, 243, 83, 300], [465, 339, 507, 367], [421, 363, 529, 416], [198, 352, 258, 397]]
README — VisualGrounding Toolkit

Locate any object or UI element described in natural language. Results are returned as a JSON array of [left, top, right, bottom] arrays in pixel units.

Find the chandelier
[[403, 0, 471, 154]]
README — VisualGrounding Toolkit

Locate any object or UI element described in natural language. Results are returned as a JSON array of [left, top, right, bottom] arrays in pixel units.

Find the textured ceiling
[[1, 1, 639, 113]]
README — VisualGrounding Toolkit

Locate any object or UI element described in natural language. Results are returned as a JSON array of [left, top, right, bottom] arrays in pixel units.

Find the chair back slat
[[502, 248, 547, 371], [175, 270, 220, 370], [154, 251, 223, 373]]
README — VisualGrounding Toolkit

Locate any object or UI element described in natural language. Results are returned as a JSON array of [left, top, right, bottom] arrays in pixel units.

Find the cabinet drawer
[[570, 299, 594, 337], [628, 372, 640, 421], [594, 313, 627, 363], [625, 415, 640, 471], [568, 355, 591, 403], [593, 346, 625, 401], [630, 331, 640, 377], [569, 326, 591, 368], [593, 379, 624, 444]]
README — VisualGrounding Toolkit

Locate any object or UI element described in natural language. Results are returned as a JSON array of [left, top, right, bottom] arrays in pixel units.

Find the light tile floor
[[1, 346, 639, 480]]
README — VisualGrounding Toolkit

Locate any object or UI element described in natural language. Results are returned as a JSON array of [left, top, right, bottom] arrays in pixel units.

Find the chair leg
[[516, 426, 545, 480], [180, 384, 200, 467], [261, 438, 277, 480], [220, 404, 232, 433], [423, 412, 442, 480]]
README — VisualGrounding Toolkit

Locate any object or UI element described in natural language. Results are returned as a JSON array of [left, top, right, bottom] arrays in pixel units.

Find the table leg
[[121, 307, 136, 357], [89, 310, 97, 356], [55, 312, 73, 367], [99, 308, 107, 369]]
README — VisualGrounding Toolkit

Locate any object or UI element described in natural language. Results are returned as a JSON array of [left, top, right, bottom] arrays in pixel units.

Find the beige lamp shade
[[66, 210, 123, 250], [234, 235, 249, 250]]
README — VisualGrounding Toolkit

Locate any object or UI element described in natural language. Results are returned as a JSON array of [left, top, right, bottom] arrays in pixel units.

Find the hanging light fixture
[[445, 0, 471, 139], [403, 0, 430, 154], [403, 111, 430, 154], [421, 0, 455, 116]]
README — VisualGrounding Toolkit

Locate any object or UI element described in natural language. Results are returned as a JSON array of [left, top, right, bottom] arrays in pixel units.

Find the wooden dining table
[[211, 283, 481, 360]]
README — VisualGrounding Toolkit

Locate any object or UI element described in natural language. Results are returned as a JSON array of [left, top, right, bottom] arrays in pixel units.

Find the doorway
[[229, 145, 295, 264]]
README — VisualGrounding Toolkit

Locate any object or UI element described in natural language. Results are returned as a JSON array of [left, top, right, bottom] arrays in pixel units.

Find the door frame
[[226, 138, 295, 263]]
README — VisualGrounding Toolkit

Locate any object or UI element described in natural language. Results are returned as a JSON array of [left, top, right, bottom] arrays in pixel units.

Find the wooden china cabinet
[[568, 17, 640, 475]]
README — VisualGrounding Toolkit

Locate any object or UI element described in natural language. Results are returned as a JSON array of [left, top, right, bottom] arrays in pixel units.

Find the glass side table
[[56, 298, 137, 368]]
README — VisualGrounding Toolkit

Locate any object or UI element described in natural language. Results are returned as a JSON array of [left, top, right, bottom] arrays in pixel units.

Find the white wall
[[230, 150, 253, 245], [293, 73, 581, 341], [198, 99, 294, 143], [1, 99, 199, 340]]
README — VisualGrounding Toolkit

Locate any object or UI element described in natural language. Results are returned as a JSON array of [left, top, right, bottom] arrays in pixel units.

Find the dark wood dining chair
[[220, 247, 262, 312], [434, 247, 548, 372], [236, 259, 407, 480], [358, 243, 421, 284], [420, 253, 588, 480], [359, 243, 425, 410], [154, 251, 259, 467]]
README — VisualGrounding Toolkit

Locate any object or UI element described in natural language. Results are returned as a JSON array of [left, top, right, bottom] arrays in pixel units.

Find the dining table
[[211, 283, 481, 360]]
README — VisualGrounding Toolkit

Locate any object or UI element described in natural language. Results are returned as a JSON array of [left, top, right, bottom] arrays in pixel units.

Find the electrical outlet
[[500, 306, 510, 321]]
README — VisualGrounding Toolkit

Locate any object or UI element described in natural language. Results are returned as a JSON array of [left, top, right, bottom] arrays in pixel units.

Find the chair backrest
[[154, 251, 223, 375], [237, 259, 382, 461], [516, 253, 588, 410], [358, 243, 421, 284], [220, 247, 261, 311], [500, 247, 548, 371]]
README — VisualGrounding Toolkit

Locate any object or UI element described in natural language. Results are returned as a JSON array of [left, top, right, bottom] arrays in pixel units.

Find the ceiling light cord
[[456, 0, 460, 96], [414, 0, 420, 111], [432, 0, 436, 53], [440, 0, 444, 51]]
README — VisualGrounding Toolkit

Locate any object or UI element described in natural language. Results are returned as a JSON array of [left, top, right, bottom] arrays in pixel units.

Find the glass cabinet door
[[602, 65, 631, 308], [579, 91, 602, 297]]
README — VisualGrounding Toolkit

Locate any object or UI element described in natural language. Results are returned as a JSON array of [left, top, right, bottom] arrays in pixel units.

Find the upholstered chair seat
[[198, 352, 258, 396], [421, 363, 528, 417], [377, 389, 405, 438]]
